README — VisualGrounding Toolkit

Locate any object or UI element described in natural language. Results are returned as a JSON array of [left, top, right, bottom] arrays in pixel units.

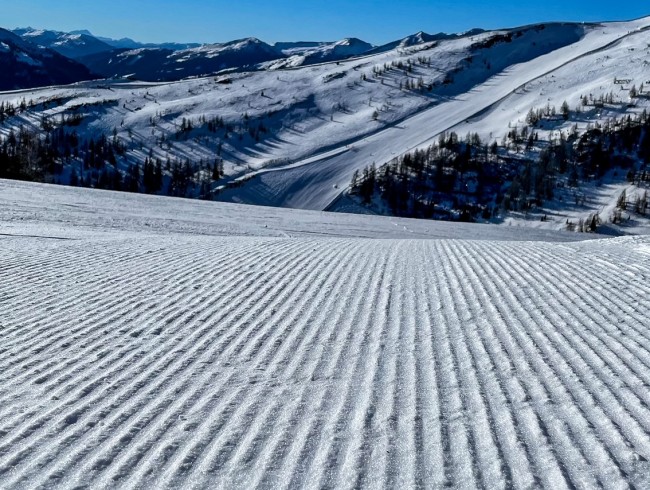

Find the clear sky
[[3, 0, 649, 45]]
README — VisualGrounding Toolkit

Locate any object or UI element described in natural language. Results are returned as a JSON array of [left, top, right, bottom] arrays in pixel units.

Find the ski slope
[[220, 17, 650, 210], [2, 180, 650, 488]]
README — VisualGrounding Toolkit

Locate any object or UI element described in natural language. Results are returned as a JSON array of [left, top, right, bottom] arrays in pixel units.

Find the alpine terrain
[[1, 12, 650, 490]]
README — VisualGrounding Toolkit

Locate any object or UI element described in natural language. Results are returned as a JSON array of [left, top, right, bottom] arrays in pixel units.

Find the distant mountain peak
[[69, 29, 95, 37], [11, 27, 114, 59], [0, 26, 95, 90]]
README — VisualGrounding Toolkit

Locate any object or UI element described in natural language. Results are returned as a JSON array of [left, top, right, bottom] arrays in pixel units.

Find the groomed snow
[[2, 180, 650, 488]]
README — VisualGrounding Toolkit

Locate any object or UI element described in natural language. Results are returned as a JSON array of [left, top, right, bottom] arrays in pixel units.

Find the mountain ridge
[[0, 27, 95, 90]]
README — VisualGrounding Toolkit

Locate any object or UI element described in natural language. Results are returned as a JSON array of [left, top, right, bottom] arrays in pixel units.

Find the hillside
[[78, 36, 378, 82], [79, 38, 285, 82], [0, 28, 95, 90], [1, 17, 649, 231], [266, 38, 374, 69], [2, 179, 650, 488], [13, 28, 114, 59], [86, 32, 200, 51], [14, 28, 200, 55], [215, 18, 650, 211]]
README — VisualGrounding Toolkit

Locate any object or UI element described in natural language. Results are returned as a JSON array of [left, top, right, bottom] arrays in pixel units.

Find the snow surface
[[266, 38, 374, 69], [0, 179, 584, 241], [2, 180, 650, 488]]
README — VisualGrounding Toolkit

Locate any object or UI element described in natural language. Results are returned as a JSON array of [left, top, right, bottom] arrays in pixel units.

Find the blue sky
[[3, 0, 649, 44]]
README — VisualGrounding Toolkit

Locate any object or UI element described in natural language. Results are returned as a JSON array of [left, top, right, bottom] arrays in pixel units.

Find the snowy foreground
[[2, 180, 650, 488]]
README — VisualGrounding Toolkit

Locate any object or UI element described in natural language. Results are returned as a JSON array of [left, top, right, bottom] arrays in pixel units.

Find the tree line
[[0, 121, 225, 199], [350, 109, 650, 224]]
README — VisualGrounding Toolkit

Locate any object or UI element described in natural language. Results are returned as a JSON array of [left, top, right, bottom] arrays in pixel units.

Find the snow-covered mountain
[[274, 41, 332, 54], [78, 38, 285, 81], [2, 17, 650, 232], [88, 33, 201, 51], [79, 36, 377, 81], [13, 27, 114, 59], [363, 29, 486, 55], [266, 38, 374, 69], [17, 28, 201, 53], [0, 28, 95, 90]]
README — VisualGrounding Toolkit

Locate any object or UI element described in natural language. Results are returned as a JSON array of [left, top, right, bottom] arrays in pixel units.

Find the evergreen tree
[[617, 189, 627, 210], [561, 100, 570, 120]]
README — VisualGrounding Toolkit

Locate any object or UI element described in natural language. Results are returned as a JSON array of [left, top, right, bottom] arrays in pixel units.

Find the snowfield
[[2, 180, 650, 488]]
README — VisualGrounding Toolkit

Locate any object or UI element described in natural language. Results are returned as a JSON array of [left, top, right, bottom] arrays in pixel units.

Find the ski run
[[1, 180, 650, 488]]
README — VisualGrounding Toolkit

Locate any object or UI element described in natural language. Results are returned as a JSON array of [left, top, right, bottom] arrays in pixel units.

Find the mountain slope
[[217, 19, 650, 210], [1, 179, 650, 488], [17, 28, 201, 52], [267, 38, 374, 69], [76, 47, 175, 81], [1, 18, 649, 221], [79, 38, 284, 81], [274, 41, 332, 54], [0, 28, 95, 90], [13, 27, 114, 59], [89, 33, 200, 51]]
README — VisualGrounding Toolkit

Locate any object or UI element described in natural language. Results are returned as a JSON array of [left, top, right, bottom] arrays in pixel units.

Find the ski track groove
[[446, 241, 563, 489], [407, 241, 441, 489], [98, 239, 327, 488], [461, 242, 599, 489], [187, 239, 368, 489], [1, 238, 309, 486], [311, 246, 394, 490], [117, 238, 339, 488], [2, 230, 650, 488], [424, 243, 478, 489], [418, 244, 456, 489], [492, 242, 650, 450], [443, 240, 533, 489], [251, 243, 379, 490], [467, 240, 634, 489], [436, 240, 507, 489], [351, 244, 399, 490], [489, 242, 650, 473]]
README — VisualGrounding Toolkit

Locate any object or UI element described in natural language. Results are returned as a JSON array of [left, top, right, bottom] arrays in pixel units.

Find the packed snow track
[[1, 181, 650, 489]]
